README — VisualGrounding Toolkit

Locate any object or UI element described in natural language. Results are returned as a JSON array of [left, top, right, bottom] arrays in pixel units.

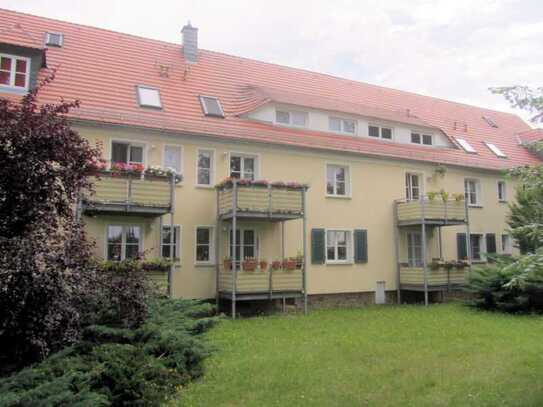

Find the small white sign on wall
[[376, 281, 386, 305]]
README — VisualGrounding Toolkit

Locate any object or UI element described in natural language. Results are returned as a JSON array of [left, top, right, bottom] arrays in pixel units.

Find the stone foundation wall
[[295, 290, 398, 310]]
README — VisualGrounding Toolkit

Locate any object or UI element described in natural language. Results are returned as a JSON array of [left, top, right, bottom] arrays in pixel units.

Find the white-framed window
[[199, 96, 224, 117], [497, 181, 507, 202], [275, 109, 307, 127], [107, 225, 142, 261], [368, 125, 392, 140], [195, 226, 214, 264], [501, 234, 512, 255], [407, 232, 423, 267], [329, 117, 356, 135], [136, 85, 162, 108], [0, 53, 30, 90], [470, 234, 483, 261], [411, 132, 433, 146], [405, 173, 421, 201], [456, 138, 477, 153], [229, 228, 258, 268], [326, 230, 353, 263], [163, 145, 182, 174], [161, 225, 181, 259], [111, 141, 145, 165], [230, 153, 257, 180], [465, 179, 481, 206], [196, 149, 214, 186], [326, 164, 350, 197], [485, 142, 506, 158], [45, 32, 64, 47]]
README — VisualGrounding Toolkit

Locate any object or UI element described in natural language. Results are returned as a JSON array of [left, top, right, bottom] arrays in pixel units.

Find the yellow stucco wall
[[78, 123, 516, 299]]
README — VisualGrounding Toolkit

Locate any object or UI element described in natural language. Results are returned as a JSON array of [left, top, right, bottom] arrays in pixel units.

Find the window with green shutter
[[311, 229, 325, 264], [354, 229, 368, 263], [457, 233, 467, 260]]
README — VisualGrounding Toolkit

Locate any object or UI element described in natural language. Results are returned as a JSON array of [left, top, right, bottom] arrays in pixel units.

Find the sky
[[4, 0, 542, 123]]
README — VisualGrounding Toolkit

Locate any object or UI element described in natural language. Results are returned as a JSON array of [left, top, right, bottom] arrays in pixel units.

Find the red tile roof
[[516, 129, 543, 145], [0, 8, 541, 171]]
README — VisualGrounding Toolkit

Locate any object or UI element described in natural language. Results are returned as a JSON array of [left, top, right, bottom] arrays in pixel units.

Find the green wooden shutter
[[311, 229, 325, 264], [457, 233, 467, 260], [486, 234, 497, 254], [354, 229, 368, 263]]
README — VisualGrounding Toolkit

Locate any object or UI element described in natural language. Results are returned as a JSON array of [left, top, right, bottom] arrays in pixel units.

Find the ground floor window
[[229, 229, 257, 267], [326, 230, 352, 263], [407, 232, 423, 267], [161, 225, 180, 258], [196, 226, 214, 263], [501, 234, 512, 255], [107, 225, 141, 261], [471, 234, 483, 261]]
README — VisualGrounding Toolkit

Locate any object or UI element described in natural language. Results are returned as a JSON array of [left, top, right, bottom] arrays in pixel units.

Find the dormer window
[[456, 138, 477, 153], [482, 116, 498, 128], [0, 54, 30, 90], [411, 132, 432, 146], [330, 117, 356, 135], [136, 85, 162, 108], [485, 142, 507, 158], [200, 96, 224, 118], [275, 109, 307, 127], [45, 32, 63, 47], [368, 125, 392, 140]]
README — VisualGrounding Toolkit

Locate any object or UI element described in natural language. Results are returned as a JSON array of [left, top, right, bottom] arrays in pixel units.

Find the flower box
[[271, 260, 282, 270], [259, 261, 268, 271], [243, 259, 257, 272], [283, 259, 297, 271]]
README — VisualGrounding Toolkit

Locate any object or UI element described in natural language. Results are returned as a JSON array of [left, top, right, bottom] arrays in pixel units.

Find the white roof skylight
[[482, 116, 498, 128], [456, 138, 477, 153], [137, 86, 162, 108], [485, 142, 507, 158], [199, 96, 224, 118], [45, 32, 63, 47]]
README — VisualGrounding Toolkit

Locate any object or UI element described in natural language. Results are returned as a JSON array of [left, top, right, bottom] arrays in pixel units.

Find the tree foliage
[[0, 79, 102, 372], [490, 86, 543, 123]]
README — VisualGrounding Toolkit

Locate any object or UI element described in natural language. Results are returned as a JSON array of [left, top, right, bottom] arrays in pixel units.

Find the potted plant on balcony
[[271, 260, 282, 270], [443, 260, 456, 271], [427, 191, 439, 201], [259, 260, 269, 271], [283, 258, 297, 271], [294, 251, 304, 269], [452, 193, 465, 202], [242, 257, 257, 271], [141, 258, 172, 272], [440, 189, 449, 202], [429, 259, 445, 270], [223, 257, 232, 271]]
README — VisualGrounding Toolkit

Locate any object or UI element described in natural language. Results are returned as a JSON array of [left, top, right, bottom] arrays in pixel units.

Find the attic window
[[482, 116, 498, 128], [200, 96, 224, 118], [485, 142, 507, 158], [456, 138, 477, 153], [45, 32, 63, 47], [136, 86, 162, 108]]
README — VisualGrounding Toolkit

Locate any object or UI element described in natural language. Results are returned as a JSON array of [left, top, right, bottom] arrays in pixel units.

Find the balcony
[[396, 198, 466, 226], [217, 179, 307, 221], [399, 265, 467, 291], [218, 268, 303, 299], [82, 170, 175, 216]]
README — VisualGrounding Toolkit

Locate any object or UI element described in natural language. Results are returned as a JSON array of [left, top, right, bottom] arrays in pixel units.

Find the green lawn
[[178, 304, 543, 407]]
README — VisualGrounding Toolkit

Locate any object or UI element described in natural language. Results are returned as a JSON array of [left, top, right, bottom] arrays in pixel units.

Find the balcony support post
[[127, 175, 133, 212], [302, 187, 308, 315], [421, 197, 429, 307], [393, 200, 401, 304], [168, 173, 175, 298], [464, 196, 472, 273], [215, 188, 221, 312], [231, 179, 238, 320], [438, 226, 443, 260]]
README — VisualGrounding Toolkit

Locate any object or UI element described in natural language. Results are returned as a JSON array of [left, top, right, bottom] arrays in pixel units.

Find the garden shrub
[[466, 251, 543, 313], [0, 299, 217, 406]]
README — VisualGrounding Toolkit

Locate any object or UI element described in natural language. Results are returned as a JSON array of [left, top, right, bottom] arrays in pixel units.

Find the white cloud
[[3, 0, 542, 122]]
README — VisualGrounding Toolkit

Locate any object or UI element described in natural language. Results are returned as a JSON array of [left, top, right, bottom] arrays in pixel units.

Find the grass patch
[[179, 304, 543, 407]]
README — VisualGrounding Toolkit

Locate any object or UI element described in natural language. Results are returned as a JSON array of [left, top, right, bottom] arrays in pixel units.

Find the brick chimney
[[182, 21, 198, 63]]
